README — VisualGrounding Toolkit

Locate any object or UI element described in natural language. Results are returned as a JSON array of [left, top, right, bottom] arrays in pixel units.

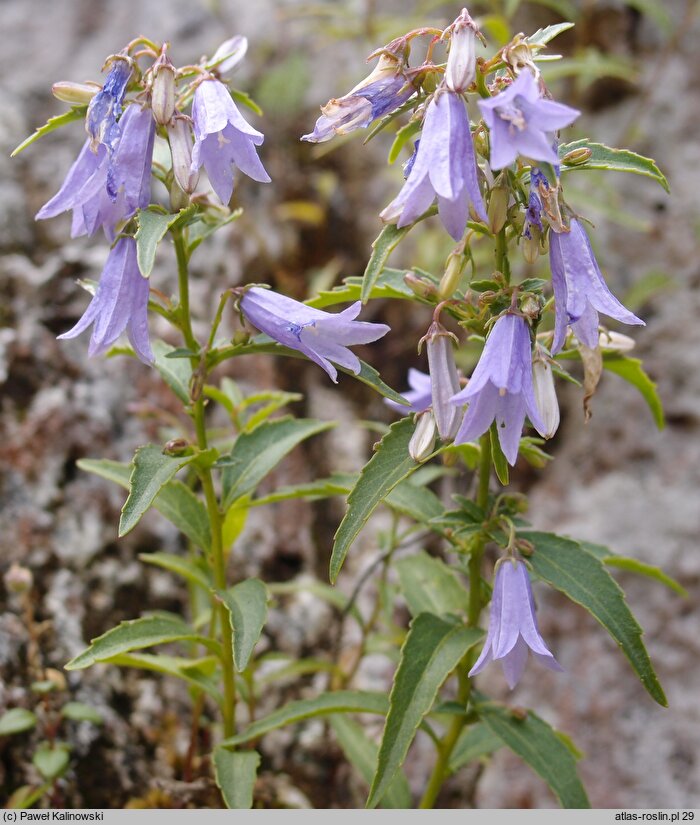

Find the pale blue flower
[[86, 56, 132, 154], [385, 368, 432, 414]]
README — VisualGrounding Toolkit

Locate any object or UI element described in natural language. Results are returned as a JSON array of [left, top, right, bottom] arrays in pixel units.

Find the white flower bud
[[409, 411, 437, 462], [532, 356, 560, 439], [167, 117, 199, 194], [210, 35, 248, 77], [598, 330, 635, 352], [445, 9, 479, 93], [52, 81, 101, 104], [425, 322, 462, 440], [151, 57, 176, 126]]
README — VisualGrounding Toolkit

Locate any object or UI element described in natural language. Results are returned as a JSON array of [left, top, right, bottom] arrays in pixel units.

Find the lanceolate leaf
[[77, 459, 211, 552], [580, 542, 687, 597], [139, 552, 212, 591], [221, 417, 333, 510], [217, 579, 269, 671], [361, 224, 412, 304], [152, 340, 193, 403], [448, 723, 502, 773], [220, 691, 389, 749], [102, 653, 221, 700], [395, 552, 470, 619], [367, 615, 483, 808], [119, 445, 197, 537], [329, 716, 412, 809], [475, 699, 590, 808], [523, 531, 667, 706], [527, 21, 575, 47], [135, 206, 197, 277], [602, 353, 664, 430], [12, 106, 87, 157], [213, 749, 260, 809], [331, 418, 423, 583], [385, 481, 444, 524], [65, 614, 218, 670], [559, 139, 669, 193], [306, 268, 427, 309]]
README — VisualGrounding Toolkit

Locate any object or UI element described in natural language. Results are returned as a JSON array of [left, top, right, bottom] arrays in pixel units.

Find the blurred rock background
[[0, 0, 698, 809]]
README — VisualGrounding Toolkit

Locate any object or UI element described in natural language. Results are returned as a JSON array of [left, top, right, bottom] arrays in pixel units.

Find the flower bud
[[532, 355, 560, 438], [522, 225, 541, 264], [488, 183, 509, 235], [444, 9, 479, 93], [425, 322, 462, 440], [598, 330, 635, 352], [167, 117, 199, 194], [409, 411, 437, 462], [4, 563, 33, 594], [404, 271, 438, 301], [209, 35, 249, 77], [561, 147, 592, 166], [52, 81, 100, 104], [151, 56, 176, 126], [438, 252, 465, 300]]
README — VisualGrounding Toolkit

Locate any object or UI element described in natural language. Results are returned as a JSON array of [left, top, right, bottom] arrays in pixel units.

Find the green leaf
[[152, 340, 193, 404], [60, 702, 103, 725], [230, 88, 263, 117], [353, 360, 410, 407], [77, 459, 211, 551], [187, 209, 243, 255], [65, 614, 217, 670], [395, 552, 470, 619], [102, 653, 221, 700], [449, 723, 502, 772], [476, 700, 590, 808], [388, 120, 421, 165], [135, 206, 197, 277], [306, 268, 425, 309], [527, 21, 575, 47], [331, 418, 423, 583], [139, 552, 212, 591], [251, 474, 352, 507], [559, 139, 669, 193], [385, 480, 444, 524], [33, 743, 70, 781], [368, 615, 483, 808], [0, 708, 37, 736], [119, 445, 197, 537], [329, 716, 411, 809], [239, 390, 303, 432], [580, 542, 687, 597], [213, 748, 260, 809], [221, 691, 389, 748], [602, 353, 664, 430], [361, 224, 411, 304], [221, 417, 333, 510], [268, 578, 362, 625], [523, 531, 667, 706], [217, 579, 269, 671], [489, 424, 510, 485], [11, 106, 87, 157]]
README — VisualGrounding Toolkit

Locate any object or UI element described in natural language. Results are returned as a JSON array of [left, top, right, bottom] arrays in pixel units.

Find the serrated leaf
[[368, 615, 483, 808], [119, 445, 196, 537], [527, 21, 575, 47], [306, 268, 423, 309], [0, 708, 37, 736], [603, 353, 664, 430], [523, 531, 667, 706], [152, 339, 193, 404], [559, 139, 669, 193], [220, 691, 389, 748], [580, 542, 687, 597], [489, 423, 510, 484], [396, 552, 470, 619], [449, 723, 502, 772], [33, 744, 70, 781], [65, 614, 216, 670], [60, 702, 103, 724], [385, 480, 444, 524], [139, 552, 212, 591], [331, 418, 424, 583], [102, 652, 221, 700], [12, 106, 87, 157], [77, 459, 211, 551], [230, 88, 263, 117], [221, 417, 333, 510], [217, 579, 269, 671], [135, 206, 196, 278], [361, 224, 412, 304], [251, 474, 352, 507], [475, 700, 589, 808], [329, 716, 411, 809], [213, 748, 260, 809], [352, 360, 410, 406]]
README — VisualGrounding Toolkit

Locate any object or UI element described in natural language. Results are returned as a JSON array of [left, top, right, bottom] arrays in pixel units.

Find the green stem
[[418, 435, 491, 809], [173, 230, 236, 740], [495, 228, 510, 285]]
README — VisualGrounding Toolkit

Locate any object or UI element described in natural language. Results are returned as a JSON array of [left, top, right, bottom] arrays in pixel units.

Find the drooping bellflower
[[385, 368, 432, 414], [425, 322, 462, 440], [469, 558, 563, 689], [380, 88, 488, 241], [36, 103, 155, 240], [86, 56, 132, 154], [302, 55, 414, 143], [240, 288, 390, 383], [478, 70, 579, 170], [444, 8, 480, 93], [549, 218, 644, 354], [190, 77, 270, 204], [58, 237, 153, 363], [450, 313, 545, 465]]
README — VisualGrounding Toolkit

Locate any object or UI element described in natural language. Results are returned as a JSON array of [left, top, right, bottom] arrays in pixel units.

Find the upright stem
[[174, 230, 237, 740], [418, 434, 491, 809]]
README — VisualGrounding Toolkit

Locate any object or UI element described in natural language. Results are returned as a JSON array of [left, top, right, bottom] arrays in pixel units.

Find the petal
[[548, 230, 570, 355], [494, 391, 527, 466], [453, 381, 499, 445], [519, 96, 580, 132], [437, 191, 468, 242], [500, 636, 529, 689], [511, 125, 560, 165], [488, 119, 519, 171], [225, 124, 271, 183], [395, 174, 437, 228]]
